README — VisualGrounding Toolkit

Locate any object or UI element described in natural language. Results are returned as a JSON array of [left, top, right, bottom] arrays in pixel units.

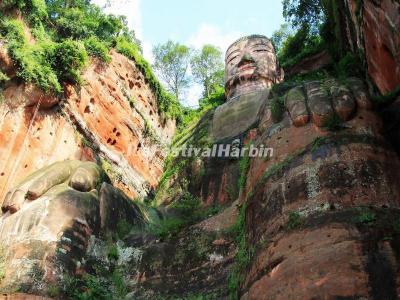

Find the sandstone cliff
[[0, 49, 175, 203]]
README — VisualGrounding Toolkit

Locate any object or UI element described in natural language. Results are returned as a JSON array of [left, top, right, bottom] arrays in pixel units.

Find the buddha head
[[225, 35, 283, 100]]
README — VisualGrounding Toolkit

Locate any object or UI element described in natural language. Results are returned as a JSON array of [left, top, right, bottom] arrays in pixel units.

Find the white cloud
[[91, 0, 143, 39], [182, 84, 203, 108], [187, 23, 243, 53], [141, 40, 154, 64]]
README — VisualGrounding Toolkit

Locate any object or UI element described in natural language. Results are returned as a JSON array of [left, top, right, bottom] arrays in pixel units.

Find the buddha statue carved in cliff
[[226, 35, 400, 299], [224, 35, 368, 127]]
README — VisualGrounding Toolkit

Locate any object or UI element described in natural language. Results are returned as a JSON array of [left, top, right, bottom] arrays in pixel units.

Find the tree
[[271, 23, 293, 54], [190, 44, 224, 98], [282, 0, 325, 33], [152, 41, 191, 101]]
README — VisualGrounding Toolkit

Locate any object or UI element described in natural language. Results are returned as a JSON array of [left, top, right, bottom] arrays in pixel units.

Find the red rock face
[[0, 107, 90, 204], [0, 51, 175, 203], [63, 50, 175, 198], [362, 0, 400, 93]]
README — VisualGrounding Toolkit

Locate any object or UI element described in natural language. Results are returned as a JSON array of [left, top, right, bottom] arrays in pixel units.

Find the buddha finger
[[285, 86, 310, 127], [327, 79, 356, 122], [305, 81, 333, 127], [69, 162, 100, 192]]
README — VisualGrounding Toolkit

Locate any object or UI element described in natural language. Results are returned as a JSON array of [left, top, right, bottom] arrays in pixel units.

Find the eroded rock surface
[[0, 50, 175, 203]]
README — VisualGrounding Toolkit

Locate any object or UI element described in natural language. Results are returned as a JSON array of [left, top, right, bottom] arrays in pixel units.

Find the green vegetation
[[282, 0, 325, 30], [152, 40, 191, 101], [271, 23, 294, 53], [271, 95, 285, 122], [149, 191, 222, 239], [99, 158, 123, 185], [322, 113, 344, 131], [353, 209, 376, 226], [193, 88, 225, 125], [277, 24, 324, 69], [149, 192, 199, 239], [47, 284, 60, 298], [0, 71, 9, 84], [275, 0, 367, 79], [191, 44, 224, 98], [238, 151, 251, 191], [149, 217, 188, 240], [0, 18, 62, 93], [107, 244, 119, 261], [84, 36, 111, 63], [154, 90, 223, 207], [371, 85, 400, 106], [271, 69, 330, 95], [287, 211, 304, 229], [116, 37, 182, 119], [335, 52, 364, 79], [59, 259, 128, 300], [116, 219, 132, 240], [1, 0, 47, 25], [228, 204, 254, 299]]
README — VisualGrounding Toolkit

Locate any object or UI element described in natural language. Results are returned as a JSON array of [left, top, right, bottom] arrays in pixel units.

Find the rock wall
[[0, 49, 175, 204], [343, 0, 400, 94]]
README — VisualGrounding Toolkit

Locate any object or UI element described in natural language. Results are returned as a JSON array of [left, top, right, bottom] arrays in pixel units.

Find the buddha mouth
[[238, 63, 256, 73]]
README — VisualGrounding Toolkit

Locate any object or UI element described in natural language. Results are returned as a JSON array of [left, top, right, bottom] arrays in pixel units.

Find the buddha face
[[225, 35, 283, 100]]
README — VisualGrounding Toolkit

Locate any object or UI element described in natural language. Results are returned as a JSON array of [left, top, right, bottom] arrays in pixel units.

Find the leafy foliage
[[228, 204, 254, 299], [282, 0, 325, 32], [371, 85, 400, 106], [191, 44, 224, 98], [198, 86, 225, 112], [271, 23, 294, 53], [287, 211, 303, 229], [238, 151, 251, 191], [1, 18, 61, 93], [60, 266, 128, 300], [116, 37, 182, 119], [52, 39, 88, 83], [277, 24, 324, 69], [353, 210, 376, 226], [0, 71, 9, 84], [271, 95, 285, 122], [2, 0, 48, 24], [335, 52, 364, 78], [322, 113, 344, 131], [84, 36, 111, 62], [152, 40, 191, 101]]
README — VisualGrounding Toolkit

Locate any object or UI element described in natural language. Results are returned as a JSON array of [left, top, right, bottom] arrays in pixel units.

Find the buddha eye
[[228, 55, 239, 65], [254, 49, 267, 53]]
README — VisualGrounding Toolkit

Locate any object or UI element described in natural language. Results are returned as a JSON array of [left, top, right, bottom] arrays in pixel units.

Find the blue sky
[[93, 0, 285, 106], [141, 0, 284, 51]]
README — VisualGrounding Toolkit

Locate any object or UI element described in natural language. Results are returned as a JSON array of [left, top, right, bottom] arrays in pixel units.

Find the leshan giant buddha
[[223, 35, 400, 299]]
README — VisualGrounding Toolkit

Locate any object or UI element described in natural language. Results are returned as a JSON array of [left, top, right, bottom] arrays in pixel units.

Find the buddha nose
[[238, 53, 255, 66]]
